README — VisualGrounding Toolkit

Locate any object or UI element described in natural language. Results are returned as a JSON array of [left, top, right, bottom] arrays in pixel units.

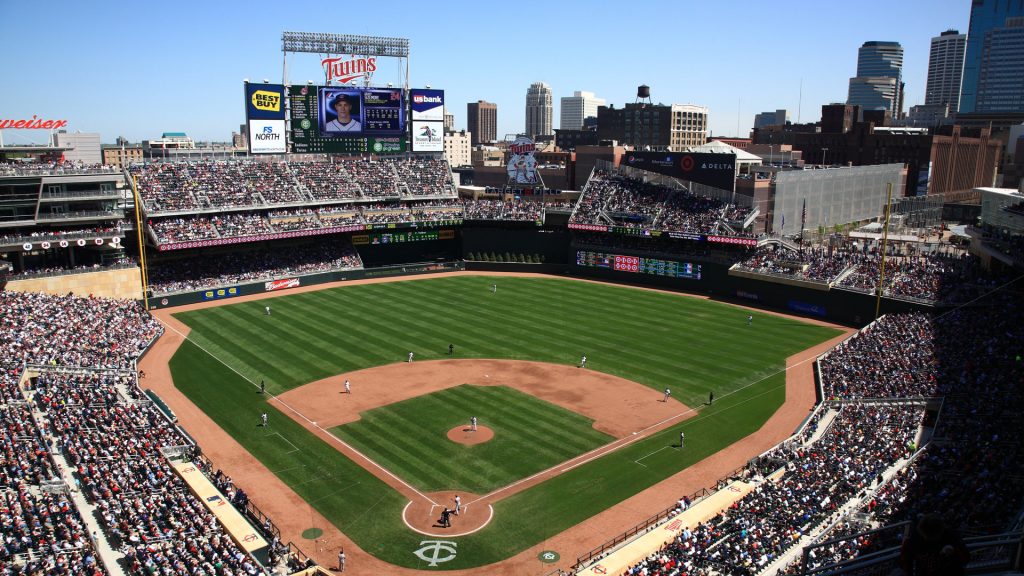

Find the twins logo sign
[[413, 540, 457, 566]]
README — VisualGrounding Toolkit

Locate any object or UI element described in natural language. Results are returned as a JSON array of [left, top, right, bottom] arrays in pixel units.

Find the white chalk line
[[154, 317, 440, 508]]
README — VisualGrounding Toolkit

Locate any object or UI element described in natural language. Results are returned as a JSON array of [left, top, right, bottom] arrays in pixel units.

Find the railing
[[6, 261, 138, 281], [36, 209, 124, 221], [572, 460, 754, 573], [41, 188, 120, 199], [0, 229, 125, 245]]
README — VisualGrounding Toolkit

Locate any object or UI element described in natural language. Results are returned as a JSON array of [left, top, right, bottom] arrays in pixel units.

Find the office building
[[961, 0, 1024, 113], [525, 82, 553, 139], [467, 101, 497, 146], [976, 17, 1024, 112], [444, 130, 471, 168], [597, 103, 708, 150], [560, 91, 605, 131], [443, 107, 454, 132], [847, 41, 904, 117], [926, 30, 966, 111], [753, 109, 789, 129]]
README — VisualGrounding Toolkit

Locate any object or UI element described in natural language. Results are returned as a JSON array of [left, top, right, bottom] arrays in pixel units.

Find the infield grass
[[331, 384, 613, 493], [170, 275, 841, 569]]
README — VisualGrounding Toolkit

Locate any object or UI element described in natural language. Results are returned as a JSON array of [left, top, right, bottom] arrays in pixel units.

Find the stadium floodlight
[[263, 79, 270, 84], [281, 31, 409, 57], [243, 78, 250, 83]]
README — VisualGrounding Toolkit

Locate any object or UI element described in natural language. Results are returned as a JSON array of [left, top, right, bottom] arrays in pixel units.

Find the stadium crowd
[[622, 403, 923, 576], [571, 171, 754, 237], [0, 289, 320, 574], [130, 156, 457, 215], [145, 242, 362, 294], [0, 160, 118, 177]]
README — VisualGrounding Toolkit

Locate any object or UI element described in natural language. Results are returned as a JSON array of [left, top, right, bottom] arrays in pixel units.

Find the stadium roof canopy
[[689, 140, 763, 162]]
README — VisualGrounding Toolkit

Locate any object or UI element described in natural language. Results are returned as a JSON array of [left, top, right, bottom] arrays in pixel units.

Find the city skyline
[[1, 0, 972, 144]]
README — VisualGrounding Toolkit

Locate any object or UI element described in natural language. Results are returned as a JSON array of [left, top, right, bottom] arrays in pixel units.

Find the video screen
[[318, 87, 404, 137]]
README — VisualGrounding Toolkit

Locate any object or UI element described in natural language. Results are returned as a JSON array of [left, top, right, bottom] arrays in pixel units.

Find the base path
[[139, 271, 854, 575]]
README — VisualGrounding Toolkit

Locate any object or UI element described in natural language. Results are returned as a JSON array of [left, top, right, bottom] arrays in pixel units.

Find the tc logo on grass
[[413, 540, 457, 566]]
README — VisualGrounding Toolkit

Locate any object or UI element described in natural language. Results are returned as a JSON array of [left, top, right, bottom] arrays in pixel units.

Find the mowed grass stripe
[[440, 385, 604, 455], [331, 385, 613, 493], [172, 276, 843, 567]]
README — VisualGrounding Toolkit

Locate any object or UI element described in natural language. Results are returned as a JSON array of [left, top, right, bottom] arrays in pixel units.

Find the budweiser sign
[[0, 115, 68, 130], [322, 56, 377, 84]]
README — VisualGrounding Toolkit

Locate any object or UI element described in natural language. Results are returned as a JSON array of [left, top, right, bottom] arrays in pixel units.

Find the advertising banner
[[201, 287, 240, 301], [244, 84, 286, 120], [411, 121, 443, 152], [623, 152, 737, 192], [410, 89, 445, 121], [248, 120, 287, 154], [265, 278, 300, 292]]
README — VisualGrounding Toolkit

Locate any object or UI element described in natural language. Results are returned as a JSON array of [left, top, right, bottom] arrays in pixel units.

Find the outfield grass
[[170, 275, 841, 569], [331, 384, 614, 493]]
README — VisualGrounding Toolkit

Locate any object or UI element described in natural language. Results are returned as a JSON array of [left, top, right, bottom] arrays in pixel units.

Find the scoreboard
[[352, 229, 455, 245], [576, 251, 701, 280], [288, 84, 407, 154]]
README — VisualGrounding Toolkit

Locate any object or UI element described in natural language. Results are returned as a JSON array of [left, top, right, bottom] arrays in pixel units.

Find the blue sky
[[1, 0, 970, 145]]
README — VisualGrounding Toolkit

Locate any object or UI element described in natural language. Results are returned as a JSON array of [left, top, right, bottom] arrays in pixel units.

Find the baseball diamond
[[150, 274, 844, 570]]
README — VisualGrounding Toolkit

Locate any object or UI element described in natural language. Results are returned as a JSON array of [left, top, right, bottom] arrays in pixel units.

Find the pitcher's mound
[[447, 425, 494, 445]]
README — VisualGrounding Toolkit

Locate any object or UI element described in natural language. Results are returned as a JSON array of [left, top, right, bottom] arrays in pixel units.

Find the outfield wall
[[146, 262, 465, 309]]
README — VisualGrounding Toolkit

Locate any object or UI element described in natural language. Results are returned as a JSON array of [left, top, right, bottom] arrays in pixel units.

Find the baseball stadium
[[2, 33, 1024, 576]]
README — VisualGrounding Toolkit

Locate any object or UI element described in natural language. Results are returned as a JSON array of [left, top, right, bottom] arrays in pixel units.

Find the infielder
[[408, 352, 414, 363], [663, 388, 672, 402], [580, 354, 587, 369], [344, 380, 351, 394]]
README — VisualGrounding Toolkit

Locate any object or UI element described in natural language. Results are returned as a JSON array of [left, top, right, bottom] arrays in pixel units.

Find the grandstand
[[1, 149, 1022, 576]]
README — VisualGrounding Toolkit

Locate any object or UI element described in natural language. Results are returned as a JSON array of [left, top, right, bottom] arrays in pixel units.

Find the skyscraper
[[525, 82, 553, 139], [560, 91, 605, 130], [976, 17, 1024, 112], [925, 30, 967, 111], [467, 100, 497, 146], [960, 0, 1024, 113], [847, 41, 904, 117]]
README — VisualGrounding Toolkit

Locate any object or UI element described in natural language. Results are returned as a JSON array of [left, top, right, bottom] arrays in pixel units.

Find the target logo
[[680, 155, 695, 171]]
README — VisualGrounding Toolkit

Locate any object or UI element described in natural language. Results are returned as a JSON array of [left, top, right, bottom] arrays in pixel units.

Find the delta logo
[[251, 90, 281, 112], [413, 94, 442, 104]]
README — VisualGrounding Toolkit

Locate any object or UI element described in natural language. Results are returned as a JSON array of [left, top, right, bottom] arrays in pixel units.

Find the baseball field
[[162, 275, 842, 570]]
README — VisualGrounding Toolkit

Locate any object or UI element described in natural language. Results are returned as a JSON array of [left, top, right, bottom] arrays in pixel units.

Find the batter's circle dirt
[[404, 491, 491, 536], [447, 424, 494, 444]]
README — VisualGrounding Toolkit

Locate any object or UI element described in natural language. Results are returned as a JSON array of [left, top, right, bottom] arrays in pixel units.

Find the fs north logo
[[322, 56, 377, 84], [255, 125, 280, 141], [250, 90, 281, 112]]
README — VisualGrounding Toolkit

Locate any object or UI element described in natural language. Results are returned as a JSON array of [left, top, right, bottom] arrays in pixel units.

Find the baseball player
[[448, 343, 454, 356], [408, 352, 414, 363], [709, 391, 714, 405], [491, 284, 497, 293], [454, 495, 462, 516], [260, 380, 265, 394], [344, 380, 351, 394], [747, 314, 753, 326], [470, 416, 478, 432], [337, 548, 346, 572], [580, 354, 587, 369], [679, 431, 685, 449], [260, 413, 268, 427], [265, 306, 271, 316], [663, 388, 672, 402]]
